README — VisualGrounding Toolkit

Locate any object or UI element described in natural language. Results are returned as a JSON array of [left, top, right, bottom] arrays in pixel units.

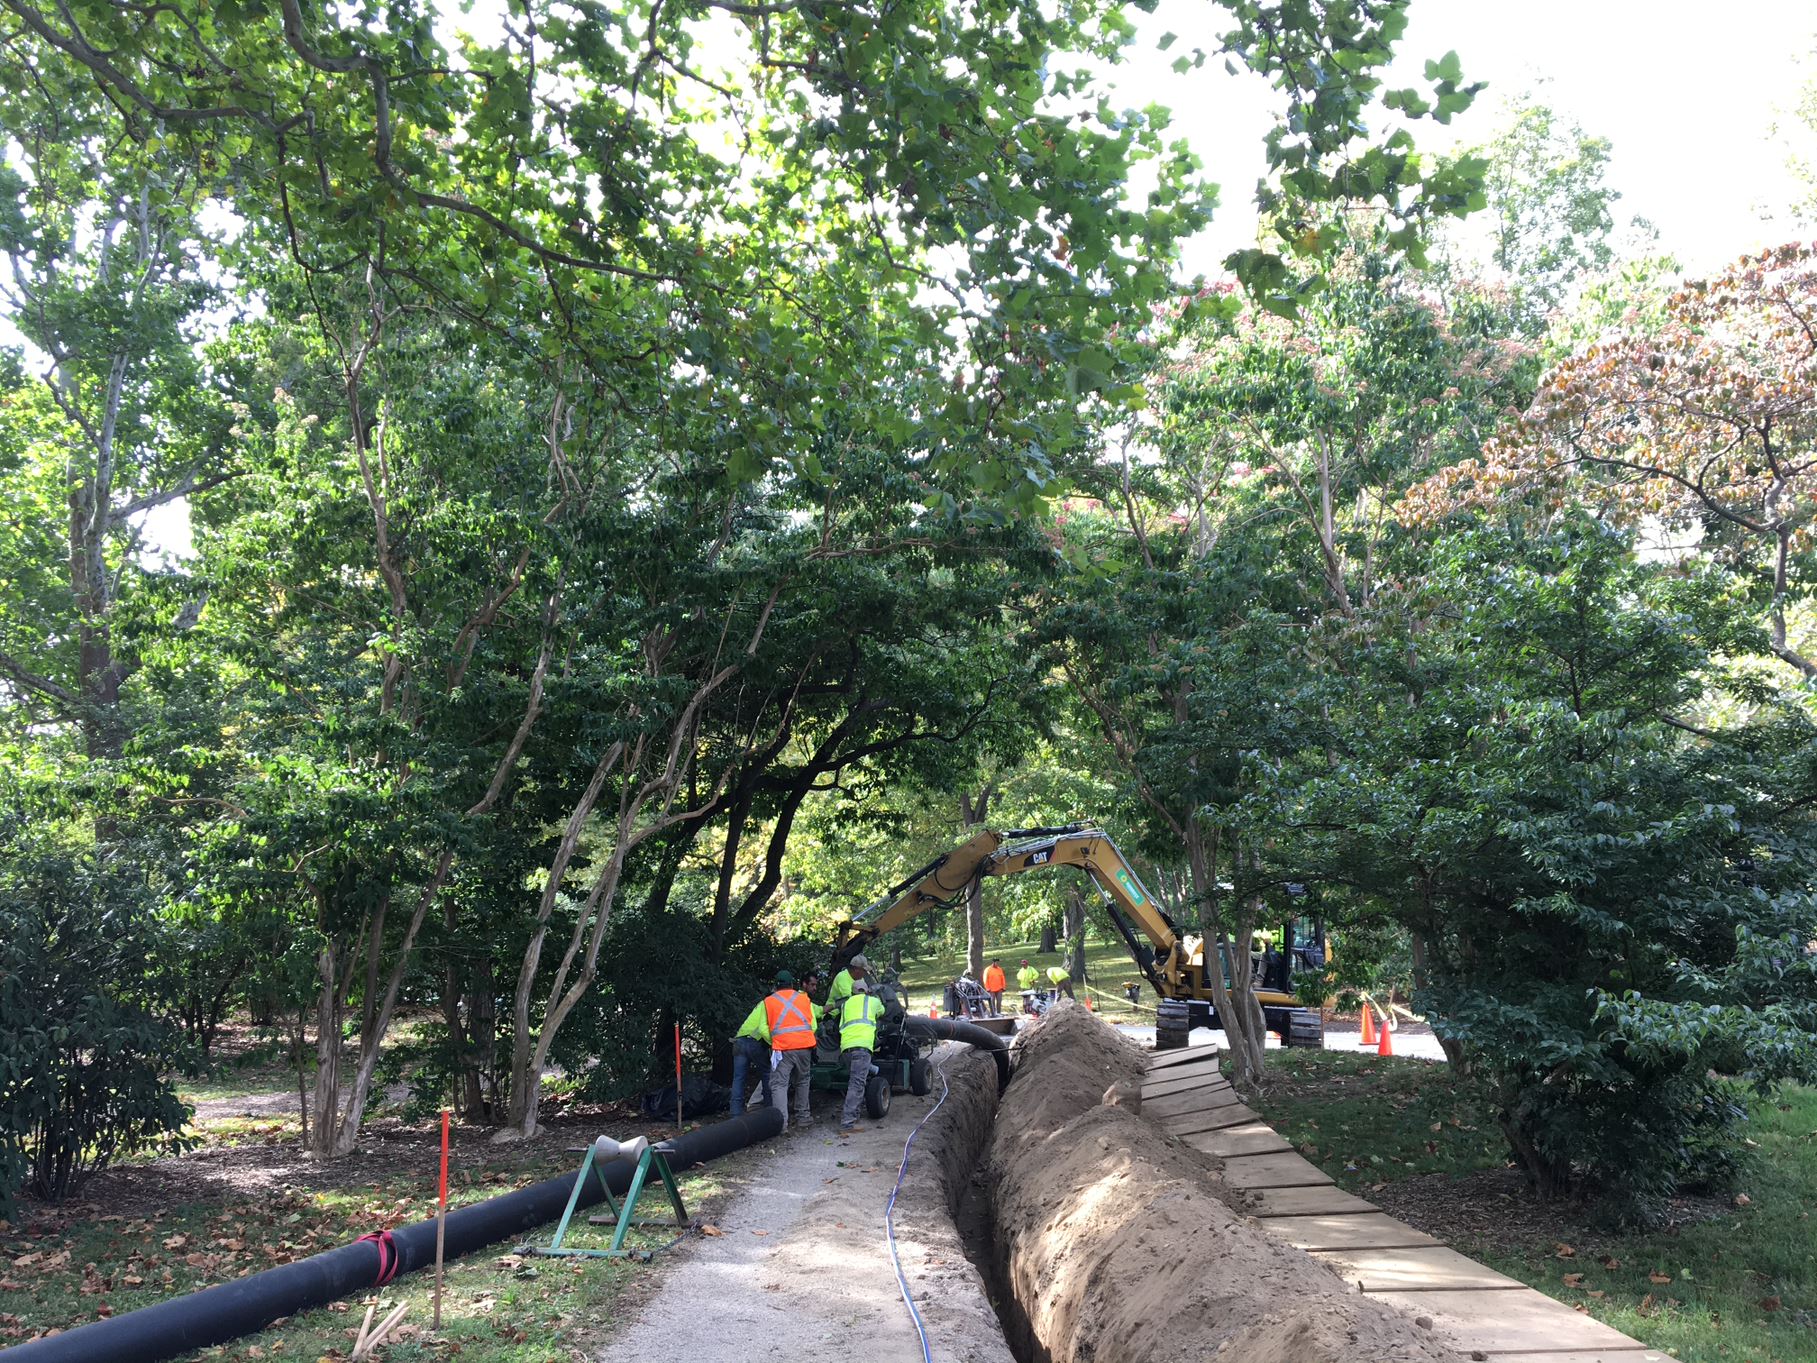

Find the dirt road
[[600, 1061, 1009, 1363]]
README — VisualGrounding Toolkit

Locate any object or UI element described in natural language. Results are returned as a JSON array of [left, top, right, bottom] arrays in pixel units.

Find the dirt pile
[[986, 1002, 1466, 1363]]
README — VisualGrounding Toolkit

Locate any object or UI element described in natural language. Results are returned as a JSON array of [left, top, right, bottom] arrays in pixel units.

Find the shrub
[[0, 822, 194, 1214]]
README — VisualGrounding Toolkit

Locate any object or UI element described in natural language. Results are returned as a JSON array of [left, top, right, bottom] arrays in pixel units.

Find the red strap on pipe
[[357, 1231, 400, 1285]]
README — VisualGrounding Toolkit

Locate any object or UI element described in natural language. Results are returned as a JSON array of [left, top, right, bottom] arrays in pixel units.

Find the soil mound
[[987, 1003, 1464, 1363]]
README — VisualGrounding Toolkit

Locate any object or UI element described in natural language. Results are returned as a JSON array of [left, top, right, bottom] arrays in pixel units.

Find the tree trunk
[[1064, 886, 1086, 983], [1038, 921, 1057, 953], [959, 781, 994, 981], [1186, 824, 1267, 1084]]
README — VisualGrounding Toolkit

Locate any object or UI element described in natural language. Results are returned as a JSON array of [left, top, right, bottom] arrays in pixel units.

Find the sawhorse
[[525, 1137, 690, 1263]]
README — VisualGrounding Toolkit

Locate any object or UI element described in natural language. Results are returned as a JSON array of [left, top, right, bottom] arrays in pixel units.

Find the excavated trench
[[907, 1005, 1472, 1363]]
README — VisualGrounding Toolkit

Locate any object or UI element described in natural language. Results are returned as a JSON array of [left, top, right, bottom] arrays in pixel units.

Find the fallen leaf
[[1638, 1294, 1656, 1317], [750, 1229, 768, 1237], [1599, 1256, 1620, 1270], [1554, 1243, 1577, 1259], [699, 1225, 723, 1238], [1733, 1193, 1751, 1207], [1648, 1271, 1672, 1285], [162, 1236, 188, 1251], [1562, 1273, 1585, 1288], [1587, 1290, 1606, 1299], [1760, 1296, 1781, 1311]]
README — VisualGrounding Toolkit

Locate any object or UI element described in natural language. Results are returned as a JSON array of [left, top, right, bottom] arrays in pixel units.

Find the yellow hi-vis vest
[[840, 991, 882, 1051], [1017, 965, 1039, 990]]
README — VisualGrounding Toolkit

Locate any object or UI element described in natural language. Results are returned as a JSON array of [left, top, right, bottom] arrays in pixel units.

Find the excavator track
[[1154, 998, 1192, 1049]]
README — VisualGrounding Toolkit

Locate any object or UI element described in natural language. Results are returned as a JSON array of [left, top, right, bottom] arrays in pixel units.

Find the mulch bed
[[1368, 1166, 1730, 1254]]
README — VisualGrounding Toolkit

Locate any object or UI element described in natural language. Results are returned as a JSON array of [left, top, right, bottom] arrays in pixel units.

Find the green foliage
[[1265, 520, 1817, 1224], [1450, 92, 1624, 332], [0, 778, 194, 1214]]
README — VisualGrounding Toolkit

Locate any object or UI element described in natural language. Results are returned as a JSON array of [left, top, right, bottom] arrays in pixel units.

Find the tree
[[1406, 242, 1817, 679], [1448, 93, 1622, 333], [1262, 519, 1817, 1224], [0, 94, 227, 759]]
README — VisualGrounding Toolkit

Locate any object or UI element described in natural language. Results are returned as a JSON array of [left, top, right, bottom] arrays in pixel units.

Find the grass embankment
[[0, 1099, 749, 1362], [891, 937, 1155, 1021], [1249, 1050, 1816, 1363]]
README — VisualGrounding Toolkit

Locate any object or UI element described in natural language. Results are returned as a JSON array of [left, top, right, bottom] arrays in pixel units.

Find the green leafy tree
[[1447, 92, 1623, 334], [1263, 520, 1817, 1224]]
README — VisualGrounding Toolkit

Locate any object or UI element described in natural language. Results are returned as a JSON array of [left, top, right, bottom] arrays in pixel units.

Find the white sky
[[1108, 0, 1817, 278]]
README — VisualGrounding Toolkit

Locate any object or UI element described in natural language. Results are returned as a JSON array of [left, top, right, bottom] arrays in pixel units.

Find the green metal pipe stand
[[526, 1140, 691, 1263]]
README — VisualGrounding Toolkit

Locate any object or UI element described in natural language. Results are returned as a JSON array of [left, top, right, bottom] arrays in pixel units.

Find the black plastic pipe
[[0, 1106, 783, 1363], [905, 1015, 1013, 1090]]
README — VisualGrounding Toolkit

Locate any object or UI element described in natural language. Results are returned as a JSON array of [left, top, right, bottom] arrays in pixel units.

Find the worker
[[1016, 959, 1040, 1013], [728, 992, 772, 1116], [837, 982, 883, 1132], [764, 969, 819, 1130], [1047, 962, 1074, 999], [827, 954, 869, 1014], [982, 959, 1007, 1016]]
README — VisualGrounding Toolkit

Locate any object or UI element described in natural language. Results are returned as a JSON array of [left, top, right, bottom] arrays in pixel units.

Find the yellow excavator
[[830, 823, 1327, 1049]]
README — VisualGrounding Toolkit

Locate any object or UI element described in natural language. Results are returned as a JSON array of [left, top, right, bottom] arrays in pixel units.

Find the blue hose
[[884, 1052, 952, 1363]]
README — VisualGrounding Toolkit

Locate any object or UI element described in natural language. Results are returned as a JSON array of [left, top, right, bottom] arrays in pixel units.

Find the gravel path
[[600, 1096, 948, 1362]]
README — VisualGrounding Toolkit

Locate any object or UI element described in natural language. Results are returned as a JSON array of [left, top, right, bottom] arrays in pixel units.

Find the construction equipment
[[806, 978, 935, 1120], [830, 824, 1328, 1050]]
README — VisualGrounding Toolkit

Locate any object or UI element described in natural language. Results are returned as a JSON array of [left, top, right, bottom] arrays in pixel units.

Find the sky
[[1104, 0, 1817, 278]]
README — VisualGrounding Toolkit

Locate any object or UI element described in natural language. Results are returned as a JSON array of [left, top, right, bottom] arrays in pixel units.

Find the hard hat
[[850, 953, 870, 970]]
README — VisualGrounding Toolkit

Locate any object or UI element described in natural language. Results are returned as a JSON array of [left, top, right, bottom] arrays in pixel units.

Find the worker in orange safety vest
[[764, 970, 819, 1130], [981, 960, 1007, 1016]]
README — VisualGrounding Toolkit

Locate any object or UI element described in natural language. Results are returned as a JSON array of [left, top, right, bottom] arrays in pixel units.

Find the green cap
[[774, 969, 795, 986]]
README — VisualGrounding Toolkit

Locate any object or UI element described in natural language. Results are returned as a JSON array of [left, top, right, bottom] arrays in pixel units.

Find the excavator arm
[[830, 822, 1328, 1048], [832, 823, 1190, 994]]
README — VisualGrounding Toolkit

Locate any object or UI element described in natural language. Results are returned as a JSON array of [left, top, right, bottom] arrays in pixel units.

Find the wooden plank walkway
[[1137, 1046, 1668, 1362]]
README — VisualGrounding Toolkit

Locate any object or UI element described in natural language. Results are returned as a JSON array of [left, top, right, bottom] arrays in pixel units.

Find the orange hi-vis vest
[[764, 989, 817, 1051], [982, 964, 1007, 992]]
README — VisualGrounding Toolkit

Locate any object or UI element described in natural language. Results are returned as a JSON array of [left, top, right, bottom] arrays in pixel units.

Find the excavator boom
[[830, 822, 1326, 1049]]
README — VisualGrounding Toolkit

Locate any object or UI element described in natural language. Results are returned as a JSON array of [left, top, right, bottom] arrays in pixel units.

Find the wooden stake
[[352, 1301, 410, 1359], [433, 1108, 450, 1330], [354, 1302, 376, 1356], [674, 1022, 683, 1138]]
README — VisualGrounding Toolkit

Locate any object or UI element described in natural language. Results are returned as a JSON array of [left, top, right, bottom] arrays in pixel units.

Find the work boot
[[840, 1123, 865, 1134]]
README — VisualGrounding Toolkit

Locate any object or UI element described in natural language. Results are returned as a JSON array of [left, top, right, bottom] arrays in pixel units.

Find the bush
[[0, 823, 194, 1214]]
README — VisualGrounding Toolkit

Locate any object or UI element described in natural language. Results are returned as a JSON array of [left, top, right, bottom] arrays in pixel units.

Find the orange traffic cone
[[1376, 1017, 1393, 1057], [1359, 1005, 1376, 1047], [929, 1006, 940, 1019], [1083, 997, 1094, 1012]]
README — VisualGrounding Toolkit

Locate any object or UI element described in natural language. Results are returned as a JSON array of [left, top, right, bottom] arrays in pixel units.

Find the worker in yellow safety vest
[[764, 970, 819, 1130], [1016, 959, 1040, 1013], [838, 985, 883, 1132], [729, 995, 772, 1115], [1047, 963, 1075, 999], [827, 954, 869, 1014]]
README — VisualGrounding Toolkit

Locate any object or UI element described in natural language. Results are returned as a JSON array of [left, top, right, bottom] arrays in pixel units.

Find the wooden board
[[1367, 1289, 1650, 1355], [1156, 1103, 1258, 1135], [1207, 1151, 1334, 1189], [1141, 1064, 1225, 1095], [1312, 1244, 1525, 1293], [1152, 1100, 1246, 1132], [1148, 1054, 1221, 1075], [1258, 1212, 1440, 1252], [1184, 1122, 1294, 1159], [1143, 1087, 1240, 1119], [1483, 1352, 1662, 1362], [1142, 1077, 1233, 1104], [1241, 1185, 1379, 1218]]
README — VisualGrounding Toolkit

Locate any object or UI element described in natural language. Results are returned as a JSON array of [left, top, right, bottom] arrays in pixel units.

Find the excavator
[[829, 823, 1328, 1049]]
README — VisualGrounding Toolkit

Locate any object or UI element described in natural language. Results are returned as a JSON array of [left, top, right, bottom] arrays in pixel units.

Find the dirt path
[[601, 1058, 1007, 1363]]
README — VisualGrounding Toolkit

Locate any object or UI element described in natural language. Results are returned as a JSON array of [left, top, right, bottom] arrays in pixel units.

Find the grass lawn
[[890, 936, 1157, 1021], [1248, 1050, 1817, 1363], [0, 1101, 754, 1362]]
